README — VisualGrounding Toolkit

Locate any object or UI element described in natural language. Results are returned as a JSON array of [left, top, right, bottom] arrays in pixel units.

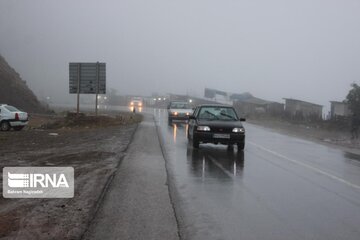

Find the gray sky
[[0, 0, 359, 111]]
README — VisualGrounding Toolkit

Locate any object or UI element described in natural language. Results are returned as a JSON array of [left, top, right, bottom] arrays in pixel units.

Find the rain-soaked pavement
[[152, 108, 360, 240]]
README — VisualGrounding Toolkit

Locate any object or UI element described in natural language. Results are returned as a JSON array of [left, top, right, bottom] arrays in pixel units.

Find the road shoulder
[[247, 119, 360, 155], [83, 114, 179, 240]]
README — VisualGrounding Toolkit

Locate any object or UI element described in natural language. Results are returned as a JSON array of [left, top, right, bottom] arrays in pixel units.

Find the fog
[[1, 0, 360, 111]]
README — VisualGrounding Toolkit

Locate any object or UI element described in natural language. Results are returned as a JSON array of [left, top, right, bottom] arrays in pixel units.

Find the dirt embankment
[[0, 113, 142, 239], [0, 54, 49, 113]]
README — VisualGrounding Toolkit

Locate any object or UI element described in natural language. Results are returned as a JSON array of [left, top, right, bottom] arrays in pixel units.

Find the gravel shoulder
[[0, 113, 141, 239]]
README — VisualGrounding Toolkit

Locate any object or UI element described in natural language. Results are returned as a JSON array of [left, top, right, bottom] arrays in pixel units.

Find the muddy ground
[[0, 113, 142, 240]]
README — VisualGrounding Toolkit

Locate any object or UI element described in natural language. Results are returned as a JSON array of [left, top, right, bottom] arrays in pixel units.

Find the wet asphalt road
[[152, 109, 360, 240]]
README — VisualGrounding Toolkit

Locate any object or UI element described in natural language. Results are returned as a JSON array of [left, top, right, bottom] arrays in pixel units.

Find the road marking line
[[248, 141, 360, 190], [206, 155, 236, 180]]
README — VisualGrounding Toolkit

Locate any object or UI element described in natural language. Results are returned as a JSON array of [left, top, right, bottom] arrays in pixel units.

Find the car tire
[[0, 121, 11, 131], [193, 140, 199, 149], [193, 133, 200, 149], [237, 142, 245, 151], [13, 126, 24, 131]]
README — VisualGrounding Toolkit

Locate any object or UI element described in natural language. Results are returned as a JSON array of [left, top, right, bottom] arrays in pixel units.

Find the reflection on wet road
[[153, 108, 360, 240], [186, 147, 245, 180], [129, 106, 143, 113]]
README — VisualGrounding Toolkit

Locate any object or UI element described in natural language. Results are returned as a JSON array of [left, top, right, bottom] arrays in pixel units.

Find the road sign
[[69, 63, 106, 94], [69, 62, 106, 115]]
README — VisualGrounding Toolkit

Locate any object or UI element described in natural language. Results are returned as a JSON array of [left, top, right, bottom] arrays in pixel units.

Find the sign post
[[95, 62, 99, 116], [76, 63, 81, 115]]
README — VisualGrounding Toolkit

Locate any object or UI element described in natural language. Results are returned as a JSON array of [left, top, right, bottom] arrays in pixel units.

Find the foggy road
[[152, 108, 360, 240], [2, 1, 360, 239]]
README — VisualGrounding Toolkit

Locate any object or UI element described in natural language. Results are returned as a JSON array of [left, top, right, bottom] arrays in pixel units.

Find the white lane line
[[206, 155, 236, 180], [248, 141, 360, 190]]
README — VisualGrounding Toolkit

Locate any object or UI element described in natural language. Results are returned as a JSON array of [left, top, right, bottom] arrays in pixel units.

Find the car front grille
[[210, 127, 233, 133]]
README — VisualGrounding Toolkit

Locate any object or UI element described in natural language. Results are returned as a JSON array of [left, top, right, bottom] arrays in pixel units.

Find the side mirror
[[189, 115, 196, 120], [240, 118, 246, 122]]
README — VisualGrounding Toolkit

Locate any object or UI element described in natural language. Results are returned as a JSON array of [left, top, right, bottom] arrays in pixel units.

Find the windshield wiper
[[204, 110, 219, 120], [220, 112, 237, 120], [199, 110, 219, 121]]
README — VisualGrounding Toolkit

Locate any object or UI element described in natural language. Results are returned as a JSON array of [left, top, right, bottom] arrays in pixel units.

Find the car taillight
[[15, 113, 19, 121]]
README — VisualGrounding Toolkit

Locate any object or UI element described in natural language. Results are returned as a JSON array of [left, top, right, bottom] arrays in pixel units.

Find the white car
[[167, 101, 193, 124], [0, 104, 29, 131]]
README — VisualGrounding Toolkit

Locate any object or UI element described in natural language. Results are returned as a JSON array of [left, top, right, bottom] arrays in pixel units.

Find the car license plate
[[213, 133, 230, 139]]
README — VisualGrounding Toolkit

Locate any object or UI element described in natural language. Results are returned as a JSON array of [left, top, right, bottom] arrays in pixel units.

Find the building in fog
[[330, 101, 350, 119], [283, 98, 323, 120], [233, 97, 284, 116]]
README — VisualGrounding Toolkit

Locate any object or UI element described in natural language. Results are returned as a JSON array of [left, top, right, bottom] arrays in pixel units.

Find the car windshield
[[198, 107, 238, 121], [170, 102, 190, 109], [4, 106, 20, 112]]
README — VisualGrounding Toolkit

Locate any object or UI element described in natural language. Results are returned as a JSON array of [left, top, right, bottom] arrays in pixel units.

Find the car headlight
[[138, 103, 142, 107], [197, 126, 211, 131], [232, 128, 245, 133], [130, 102, 134, 106], [172, 112, 178, 115]]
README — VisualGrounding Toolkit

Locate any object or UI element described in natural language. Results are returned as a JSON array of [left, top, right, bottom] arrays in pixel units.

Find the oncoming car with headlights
[[129, 97, 143, 108], [188, 104, 246, 150], [167, 101, 193, 124]]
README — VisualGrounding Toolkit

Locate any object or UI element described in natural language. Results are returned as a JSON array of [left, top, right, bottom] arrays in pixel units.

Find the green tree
[[346, 83, 360, 115]]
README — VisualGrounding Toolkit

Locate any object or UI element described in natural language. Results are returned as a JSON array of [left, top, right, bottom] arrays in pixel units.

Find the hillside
[[0, 54, 48, 113]]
